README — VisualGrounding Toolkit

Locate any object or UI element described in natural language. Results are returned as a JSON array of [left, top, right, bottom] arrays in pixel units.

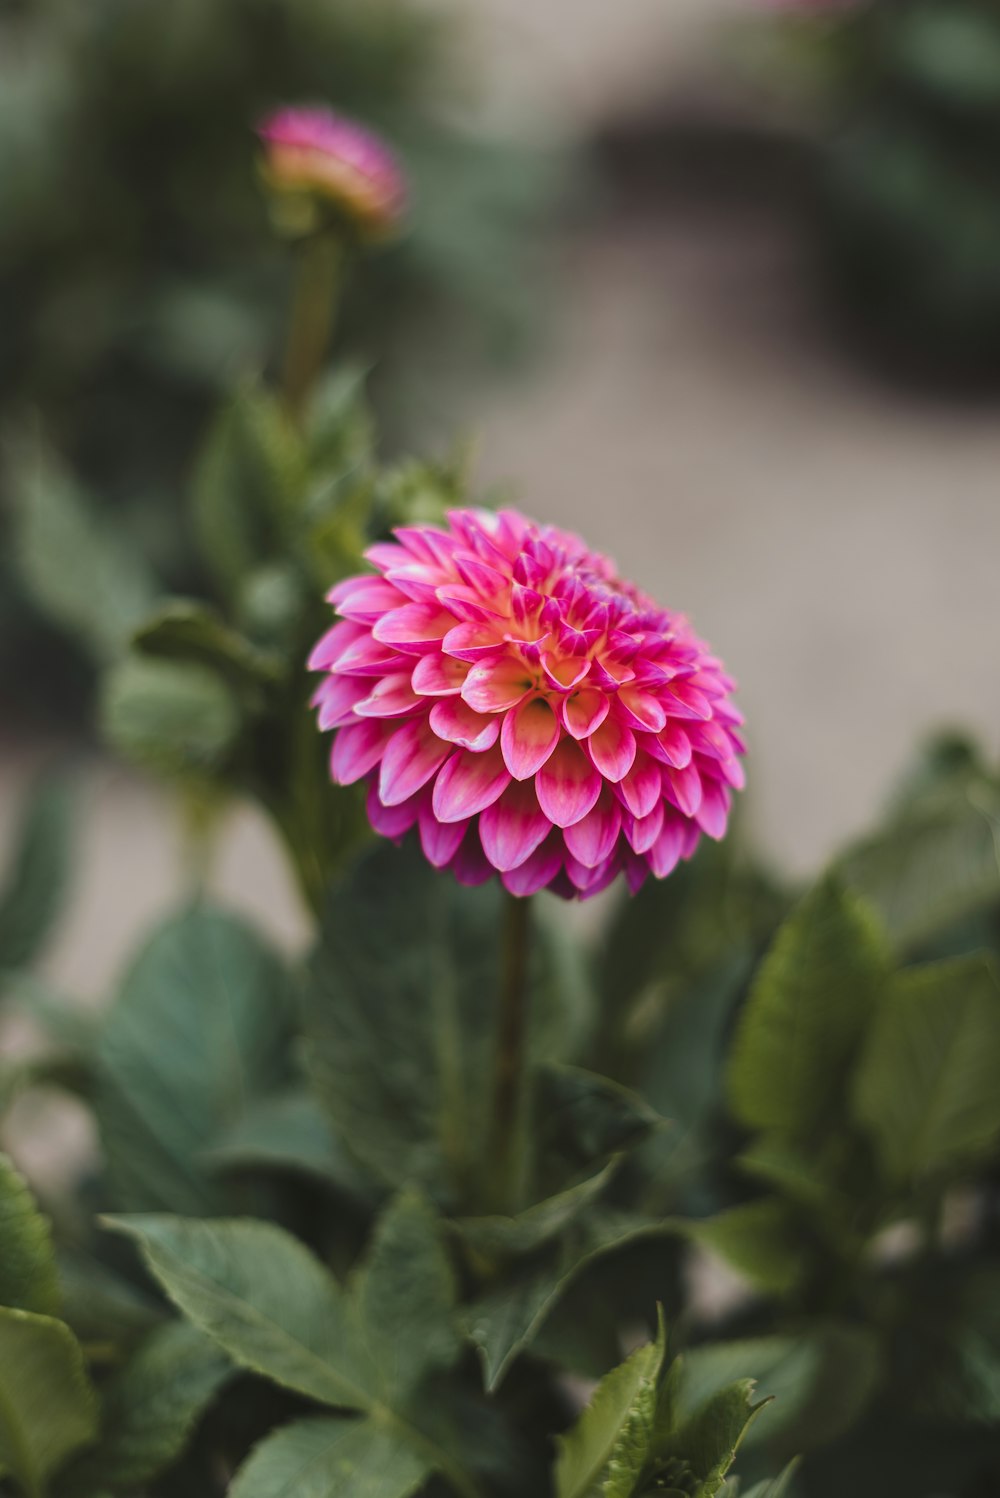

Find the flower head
[[256, 106, 407, 239], [310, 509, 745, 899]]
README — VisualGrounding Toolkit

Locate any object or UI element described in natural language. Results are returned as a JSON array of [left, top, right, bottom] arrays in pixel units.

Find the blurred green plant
[[0, 0, 569, 722]]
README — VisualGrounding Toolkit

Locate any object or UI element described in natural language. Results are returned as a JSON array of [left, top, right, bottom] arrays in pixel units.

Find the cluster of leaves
[[753, 0, 1000, 375], [0, 0, 568, 721]]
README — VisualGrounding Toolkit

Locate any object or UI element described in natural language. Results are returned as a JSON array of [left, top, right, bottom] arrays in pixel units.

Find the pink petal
[[429, 698, 500, 752], [309, 619, 365, 671], [686, 720, 738, 762], [366, 783, 423, 840], [535, 739, 602, 828], [479, 781, 552, 872], [372, 603, 454, 654], [501, 698, 560, 780], [664, 762, 703, 818], [662, 680, 713, 721], [564, 851, 621, 898], [451, 830, 495, 887], [616, 750, 661, 819], [587, 717, 636, 783], [331, 720, 394, 785], [327, 575, 368, 607], [500, 832, 565, 897], [622, 799, 664, 855], [378, 719, 451, 806], [541, 652, 590, 691], [432, 744, 511, 823], [313, 674, 367, 729], [353, 673, 423, 718], [624, 851, 650, 894], [411, 654, 468, 697], [332, 634, 407, 678], [562, 688, 610, 740], [651, 723, 693, 769], [616, 686, 667, 733], [336, 579, 407, 622], [696, 780, 730, 839], [441, 622, 506, 662], [563, 787, 622, 868], [648, 816, 685, 878], [418, 802, 469, 868], [461, 656, 535, 714]]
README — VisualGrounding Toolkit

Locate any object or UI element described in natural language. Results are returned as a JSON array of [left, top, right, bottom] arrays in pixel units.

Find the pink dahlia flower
[[256, 106, 407, 238], [310, 509, 746, 899]]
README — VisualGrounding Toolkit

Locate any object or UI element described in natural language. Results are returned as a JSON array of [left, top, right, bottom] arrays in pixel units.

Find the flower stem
[[282, 229, 344, 418], [489, 891, 532, 1213]]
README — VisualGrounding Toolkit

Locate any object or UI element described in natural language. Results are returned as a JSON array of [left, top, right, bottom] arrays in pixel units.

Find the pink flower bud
[[256, 106, 407, 239]]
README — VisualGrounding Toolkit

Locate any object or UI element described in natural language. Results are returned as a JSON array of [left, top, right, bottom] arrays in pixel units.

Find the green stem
[[282, 229, 344, 418], [488, 892, 532, 1213]]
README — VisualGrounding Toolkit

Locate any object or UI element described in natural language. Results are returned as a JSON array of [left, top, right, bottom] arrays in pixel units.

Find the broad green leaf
[[206, 1090, 376, 1200], [99, 656, 242, 779], [0, 777, 72, 977], [663, 1381, 765, 1498], [0, 1153, 59, 1315], [836, 776, 1000, 955], [454, 1162, 617, 1263], [192, 387, 307, 596], [853, 955, 1000, 1185], [304, 365, 375, 476], [57, 1251, 162, 1353], [229, 1416, 428, 1498], [0, 1307, 97, 1497], [10, 442, 157, 663], [351, 1192, 461, 1403], [305, 841, 587, 1208], [464, 1208, 666, 1391], [679, 1201, 809, 1296], [535, 1065, 661, 1178], [95, 908, 292, 1214], [555, 1331, 666, 1498], [680, 1327, 881, 1453], [58, 1321, 232, 1495], [133, 599, 283, 689], [105, 1215, 378, 1410], [727, 879, 888, 1139]]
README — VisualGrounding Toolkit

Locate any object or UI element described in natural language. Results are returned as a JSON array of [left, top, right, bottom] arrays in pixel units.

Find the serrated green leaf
[[95, 908, 292, 1214], [727, 879, 888, 1139], [679, 1201, 809, 1296], [0, 777, 72, 976], [556, 1333, 665, 1498], [99, 656, 242, 779], [192, 386, 308, 596], [132, 599, 283, 689], [229, 1416, 428, 1498], [665, 1381, 766, 1498], [351, 1192, 461, 1403], [853, 955, 1000, 1185], [10, 442, 157, 664], [0, 1307, 97, 1497], [0, 1153, 59, 1316], [58, 1321, 232, 1496]]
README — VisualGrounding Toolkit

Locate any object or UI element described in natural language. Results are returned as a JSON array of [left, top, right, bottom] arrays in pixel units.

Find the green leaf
[[0, 1307, 98, 1497], [0, 777, 73, 976], [555, 1330, 666, 1498], [10, 442, 157, 663], [192, 386, 307, 596], [853, 955, 1000, 1185], [727, 879, 888, 1139], [835, 776, 1000, 955], [351, 1192, 461, 1404], [535, 1065, 661, 1176], [229, 1416, 428, 1498], [206, 1090, 376, 1199], [99, 656, 242, 778], [454, 1162, 618, 1263], [678, 1201, 809, 1296], [104, 1215, 378, 1411], [58, 1321, 232, 1495], [132, 599, 283, 690], [0, 1153, 59, 1315], [95, 907, 292, 1214], [663, 1381, 766, 1498], [304, 365, 375, 476], [737, 1465, 801, 1498], [305, 841, 587, 1208], [680, 1327, 881, 1453]]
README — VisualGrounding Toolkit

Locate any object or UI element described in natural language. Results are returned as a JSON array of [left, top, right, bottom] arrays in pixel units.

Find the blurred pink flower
[[256, 106, 406, 237], [310, 509, 745, 899]]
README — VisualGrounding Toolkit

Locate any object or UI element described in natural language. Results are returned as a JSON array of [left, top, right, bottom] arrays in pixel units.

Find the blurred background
[[2, 0, 1000, 1004]]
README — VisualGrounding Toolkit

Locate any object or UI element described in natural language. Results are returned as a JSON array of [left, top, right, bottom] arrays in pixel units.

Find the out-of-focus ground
[[3, 0, 1000, 1005]]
